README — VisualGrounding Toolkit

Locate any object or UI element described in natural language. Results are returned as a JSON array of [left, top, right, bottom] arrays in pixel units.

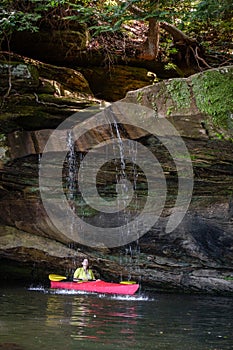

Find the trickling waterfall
[[66, 130, 78, 276], [66, 130, 77, 202], [64, 110, 142, 282], [109, 117, 141, 281], [127, 140, 141, 278]]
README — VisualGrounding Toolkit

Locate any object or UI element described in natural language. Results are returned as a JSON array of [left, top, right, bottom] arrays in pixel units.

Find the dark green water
[[0, 287, 232, 350]]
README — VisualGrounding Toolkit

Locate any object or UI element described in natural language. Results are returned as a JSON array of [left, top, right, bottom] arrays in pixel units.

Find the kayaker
[[73, 258, 95, 281]]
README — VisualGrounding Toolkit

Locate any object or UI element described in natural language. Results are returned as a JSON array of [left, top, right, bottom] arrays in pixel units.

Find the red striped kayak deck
[[50, 280, 139, 295]]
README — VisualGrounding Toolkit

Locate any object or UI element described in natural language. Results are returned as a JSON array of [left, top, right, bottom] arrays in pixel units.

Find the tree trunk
[[125, 2, 160, 60], [138, 18, 160, 60], [125, 2, 210, 71]]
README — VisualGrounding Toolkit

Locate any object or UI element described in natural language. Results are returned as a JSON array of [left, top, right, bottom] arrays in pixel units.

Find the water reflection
[[70, 297, 99, 340], [43, 292, 233, 350], [2, 288, 233, 350], [45, 293, 139, 346]]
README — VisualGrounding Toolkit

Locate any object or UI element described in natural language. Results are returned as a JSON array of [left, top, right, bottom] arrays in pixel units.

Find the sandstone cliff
[[0, 58, 233, 295]]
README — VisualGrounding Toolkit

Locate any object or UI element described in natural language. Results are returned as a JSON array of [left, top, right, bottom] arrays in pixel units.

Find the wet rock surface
[[0, 61, 233, 295]]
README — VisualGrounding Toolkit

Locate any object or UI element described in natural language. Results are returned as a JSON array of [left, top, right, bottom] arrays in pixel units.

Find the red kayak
[[50, 280, 139, 295]]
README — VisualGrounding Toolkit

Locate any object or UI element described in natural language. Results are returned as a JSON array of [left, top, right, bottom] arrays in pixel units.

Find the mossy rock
[[191, 66, 233, 139], [0, 53, 97, 132], [0, 93, 96, 132], [124, 65, 233, 141], [0, 61, 39, 95]]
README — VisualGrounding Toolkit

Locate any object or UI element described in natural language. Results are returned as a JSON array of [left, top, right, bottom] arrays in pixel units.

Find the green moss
[[0, 133, 6, 144], [166, 79, 191, 111], [136, 90, 143, 104], [191, 67, 233, 131], [166, 105, 174, 116], [76, 205, 97, 217], [224, 276, 233, 281], [26, 63, 40, 82]]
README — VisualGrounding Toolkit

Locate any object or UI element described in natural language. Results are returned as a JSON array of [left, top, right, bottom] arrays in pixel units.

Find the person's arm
[[73, 267, 82, 280], [89, 269, 95, 280]]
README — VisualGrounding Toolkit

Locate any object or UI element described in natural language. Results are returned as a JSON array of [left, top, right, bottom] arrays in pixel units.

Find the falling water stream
[[65, 130, 78, 275], [111, 119, 141, 279], [64, 112, 142, 280], [66, 130, 77, 202]]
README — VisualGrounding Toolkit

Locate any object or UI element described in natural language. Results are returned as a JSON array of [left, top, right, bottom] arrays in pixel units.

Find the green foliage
[[0, 4, 40, 37], [183, 0, 233, 54], [0, 0, 232, 60], [64, 0, 174, 36], [0, 0, 68, 39], [192, 0, 233, 21]]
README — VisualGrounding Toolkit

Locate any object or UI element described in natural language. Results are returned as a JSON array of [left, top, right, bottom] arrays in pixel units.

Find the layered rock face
[[0, 61, 233, 295], [121, 67, 233, 294]]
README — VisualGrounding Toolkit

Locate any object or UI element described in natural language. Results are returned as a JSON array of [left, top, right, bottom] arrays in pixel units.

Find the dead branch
[[190, 46, 212, 69], [123, 2, 144, 16], [160, 21, 197, 44]]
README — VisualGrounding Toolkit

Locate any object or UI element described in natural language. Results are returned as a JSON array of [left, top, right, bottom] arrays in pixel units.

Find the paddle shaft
[[49, 274, 136, 284]]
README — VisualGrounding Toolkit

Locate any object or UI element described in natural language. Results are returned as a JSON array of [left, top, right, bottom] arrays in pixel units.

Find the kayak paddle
[[49, 274, 136, 284], [49, 274, 67, 281]]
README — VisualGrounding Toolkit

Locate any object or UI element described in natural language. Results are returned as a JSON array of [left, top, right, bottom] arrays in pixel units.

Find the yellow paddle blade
[[120, 281, 136, 285], [49, 274, 67, 281]]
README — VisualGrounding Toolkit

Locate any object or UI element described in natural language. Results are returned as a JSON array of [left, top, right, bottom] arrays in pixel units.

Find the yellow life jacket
[[73, 267, 95, 280]]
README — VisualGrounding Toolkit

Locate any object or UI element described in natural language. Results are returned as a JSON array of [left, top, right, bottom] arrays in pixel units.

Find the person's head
[[82, 258, 89, 268]]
